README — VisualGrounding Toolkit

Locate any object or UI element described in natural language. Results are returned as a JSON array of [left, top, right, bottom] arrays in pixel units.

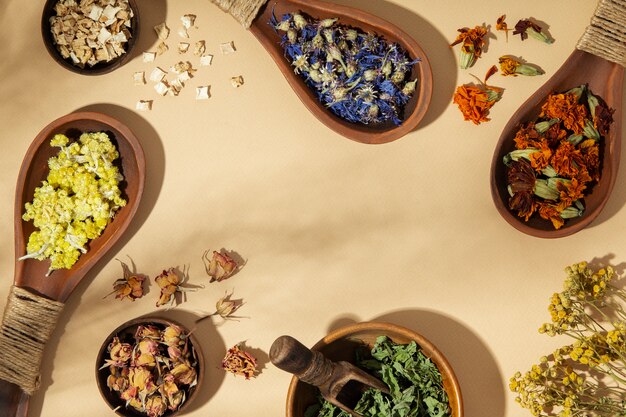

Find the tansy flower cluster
[[20, 132, 126, 274], [511, 261, 626, 417], [101, 323, 199, 417], [504, 85, 614, 229], [271, 12, 419, 126]]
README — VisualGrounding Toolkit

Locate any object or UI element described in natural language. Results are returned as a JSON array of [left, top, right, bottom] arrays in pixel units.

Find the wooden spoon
[[491, 44, 624, 236], [0, 112, 146, 417], [244, 0, 433, 144], [270, 335, 390, 417]]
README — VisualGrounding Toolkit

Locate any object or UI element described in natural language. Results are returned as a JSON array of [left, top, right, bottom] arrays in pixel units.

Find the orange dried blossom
[[105, 258, 146, 301], [496, 15, 511, 42], [540, 92, 588, 134], [452, 65, 502, 125], [450, 25, 488, 69]]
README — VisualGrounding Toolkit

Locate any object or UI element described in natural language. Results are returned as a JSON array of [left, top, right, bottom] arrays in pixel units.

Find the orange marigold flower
[[538, 203, 565, 229], [551, 141, 584, 178], [453, 70, 502, 125], [557, 177, 586, 207], [529, 142, 552, 172], [579, 139, 601, 181], [540, 93, 588, 134], [450, 25, 488, 68], [513, 122, 542, 149]]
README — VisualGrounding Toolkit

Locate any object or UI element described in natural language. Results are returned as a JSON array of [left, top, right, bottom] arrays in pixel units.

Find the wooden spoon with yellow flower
[[491, 0, 625, 238]]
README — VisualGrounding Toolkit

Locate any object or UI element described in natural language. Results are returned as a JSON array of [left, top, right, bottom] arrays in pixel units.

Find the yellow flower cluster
[[20, 132, 126, 273], [512, 261, 626, 417]]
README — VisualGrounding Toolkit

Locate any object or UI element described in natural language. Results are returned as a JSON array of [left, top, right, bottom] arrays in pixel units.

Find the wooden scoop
[[244, 0, 433, 144], [0, 112, 145, 417], [270, 335, 390, 417], [490, 6, 625, 238]]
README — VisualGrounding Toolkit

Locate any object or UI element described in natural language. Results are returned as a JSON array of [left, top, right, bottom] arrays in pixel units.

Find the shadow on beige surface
[[25, 104, 165, 416], [126, 0, 167, 62], [327, 310, 505, 417], [328, 0, 457, 129]]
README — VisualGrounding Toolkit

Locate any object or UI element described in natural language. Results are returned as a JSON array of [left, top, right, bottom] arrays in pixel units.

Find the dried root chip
[[230, 75, 244, 88], [178, 42, 190, 54], [220, 41, 236, 55], [193, 41, 206, 57], [133, 71, 145, 85], [199, 54, 213, 66], [149, 67, 167, 82], [196, 86, 210, 100], [135, 100, 152, 111], [178, 27, 189, 39], [177, 71, 191, 83], [154, 81, 169, 96], [181, 14, 196, 29], [171, 61, 194, 75], [154, 22, 170, 40], [142, 51, 156, 63], [156, 41, 169, 56], [222, 344, 257, 379]]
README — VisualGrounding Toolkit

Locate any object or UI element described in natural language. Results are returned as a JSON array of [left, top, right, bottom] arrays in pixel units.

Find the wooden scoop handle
[[270, 335, 335, 388], [0, 381, 29, 417]]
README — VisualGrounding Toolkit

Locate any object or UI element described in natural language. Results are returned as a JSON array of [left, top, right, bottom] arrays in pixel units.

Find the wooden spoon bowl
[[0, 111, 145, 417], [491, 50, 624, 238], [249, 0, 433, 144], [283, 322, 463, 417]]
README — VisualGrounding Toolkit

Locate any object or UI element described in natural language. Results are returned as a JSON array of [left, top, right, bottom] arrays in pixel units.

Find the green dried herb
[[306, 336, 451, 417]]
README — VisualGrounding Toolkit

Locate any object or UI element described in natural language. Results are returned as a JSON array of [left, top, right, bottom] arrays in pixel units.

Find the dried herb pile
[[305, 336, 450, 417], [101, 323, 199, 417], [271, 12, 419, 126], [504, 85, 614, 229]]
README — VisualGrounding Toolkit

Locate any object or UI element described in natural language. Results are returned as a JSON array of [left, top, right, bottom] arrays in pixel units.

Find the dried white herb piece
[[154, 22, 170, 40], [231, 75, 244, 88], [181, 14, 196, 29], [136, 100, 152, 111], [156, 41, 168, 56], [199, 54, 213, 66], [142, 52, 156, 63], [220, 41, 236, 55], [178, 27, 189, 39], [194, 41, 206, 57], [196, 86, 210, 100], [178, 42, 190, 54], [133, 71, 145, 85], [154, 81, 169, 96], [149, 67, 167, 82]]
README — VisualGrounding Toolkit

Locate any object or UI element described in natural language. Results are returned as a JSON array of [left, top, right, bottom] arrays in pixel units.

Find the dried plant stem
[[0, 286, 64, 395]]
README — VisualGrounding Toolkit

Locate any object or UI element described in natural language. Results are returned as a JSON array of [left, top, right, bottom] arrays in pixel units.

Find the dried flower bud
[[135, 325, 161, 340], [391, 70, 405, 84], [216, 291, 244, 319], [202, 250, 239, 282], [170, 362, 197, 385], [319, 18, 338, 28], [287, 29, 297, 44], [145, 395, 167, 417], [345, 29, 358, 41], [363, 69, 377, 81], [293, 13, 307, 29], [368, 104, 379, 118], [129, 366, 156, 393], [323, 29, 334, 44], [309, 69, 322, 83], [155, 268, 197, 308], [222, 343, 257, 379], [275, 19, 290, 32], [499, 56, 544, 77], [102, 337, 132, 368], [105, 258, 146, 301], [312, 33, 324, 49], [381, 61, 392, 77], [163, 324, 185, 347], [402, 80, 417, 96]]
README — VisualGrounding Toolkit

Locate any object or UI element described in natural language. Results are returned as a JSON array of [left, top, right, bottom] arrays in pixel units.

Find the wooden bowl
[[41, 0, 139, 75], [250, 0, 433, 144], [284, 321, 463, 417], [95, 317, 204, 417]]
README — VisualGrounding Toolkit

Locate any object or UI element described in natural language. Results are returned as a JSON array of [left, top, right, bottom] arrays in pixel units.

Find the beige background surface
[[0, 0, 624, 416]]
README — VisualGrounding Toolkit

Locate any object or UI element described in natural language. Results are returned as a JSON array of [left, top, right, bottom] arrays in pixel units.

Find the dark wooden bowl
[[284, 322, 463, 417], [250, 0, 433, 144], [490, 50, 624, 238], [41, 0, 139, 75], [95, 317, 204, 417]]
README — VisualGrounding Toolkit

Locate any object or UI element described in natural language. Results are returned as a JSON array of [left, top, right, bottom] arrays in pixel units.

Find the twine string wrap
[[577, 0, 626, 67], [210, 0, 269, 29], [0, 286, 64, 395]]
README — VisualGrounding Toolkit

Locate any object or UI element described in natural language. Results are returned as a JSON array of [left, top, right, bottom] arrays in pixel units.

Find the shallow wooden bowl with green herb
[[96, 317, 204, 417], [283, 321, 463, 417], [249, 0, 433, 144]]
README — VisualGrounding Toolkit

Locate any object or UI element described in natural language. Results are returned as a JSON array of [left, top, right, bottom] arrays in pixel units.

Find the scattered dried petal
[[154, 22, 170, 41], [143, 52, 156, 62], [196, 86, 210, 100], [220, 41, 236, 54], [199, 54, 213, 66], [202, 250, 239, 282], [450, 25, 488, 69], [222, 344, 257, 379]]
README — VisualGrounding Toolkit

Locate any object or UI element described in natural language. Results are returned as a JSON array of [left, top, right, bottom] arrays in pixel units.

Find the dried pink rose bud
[[145, 395, 167, 417], [102, 337, 132, 368], [202, 250, 238, 282], [170, 362, 197, 386], [222, 343, 257, 379], [105, 258, 147, 301]]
